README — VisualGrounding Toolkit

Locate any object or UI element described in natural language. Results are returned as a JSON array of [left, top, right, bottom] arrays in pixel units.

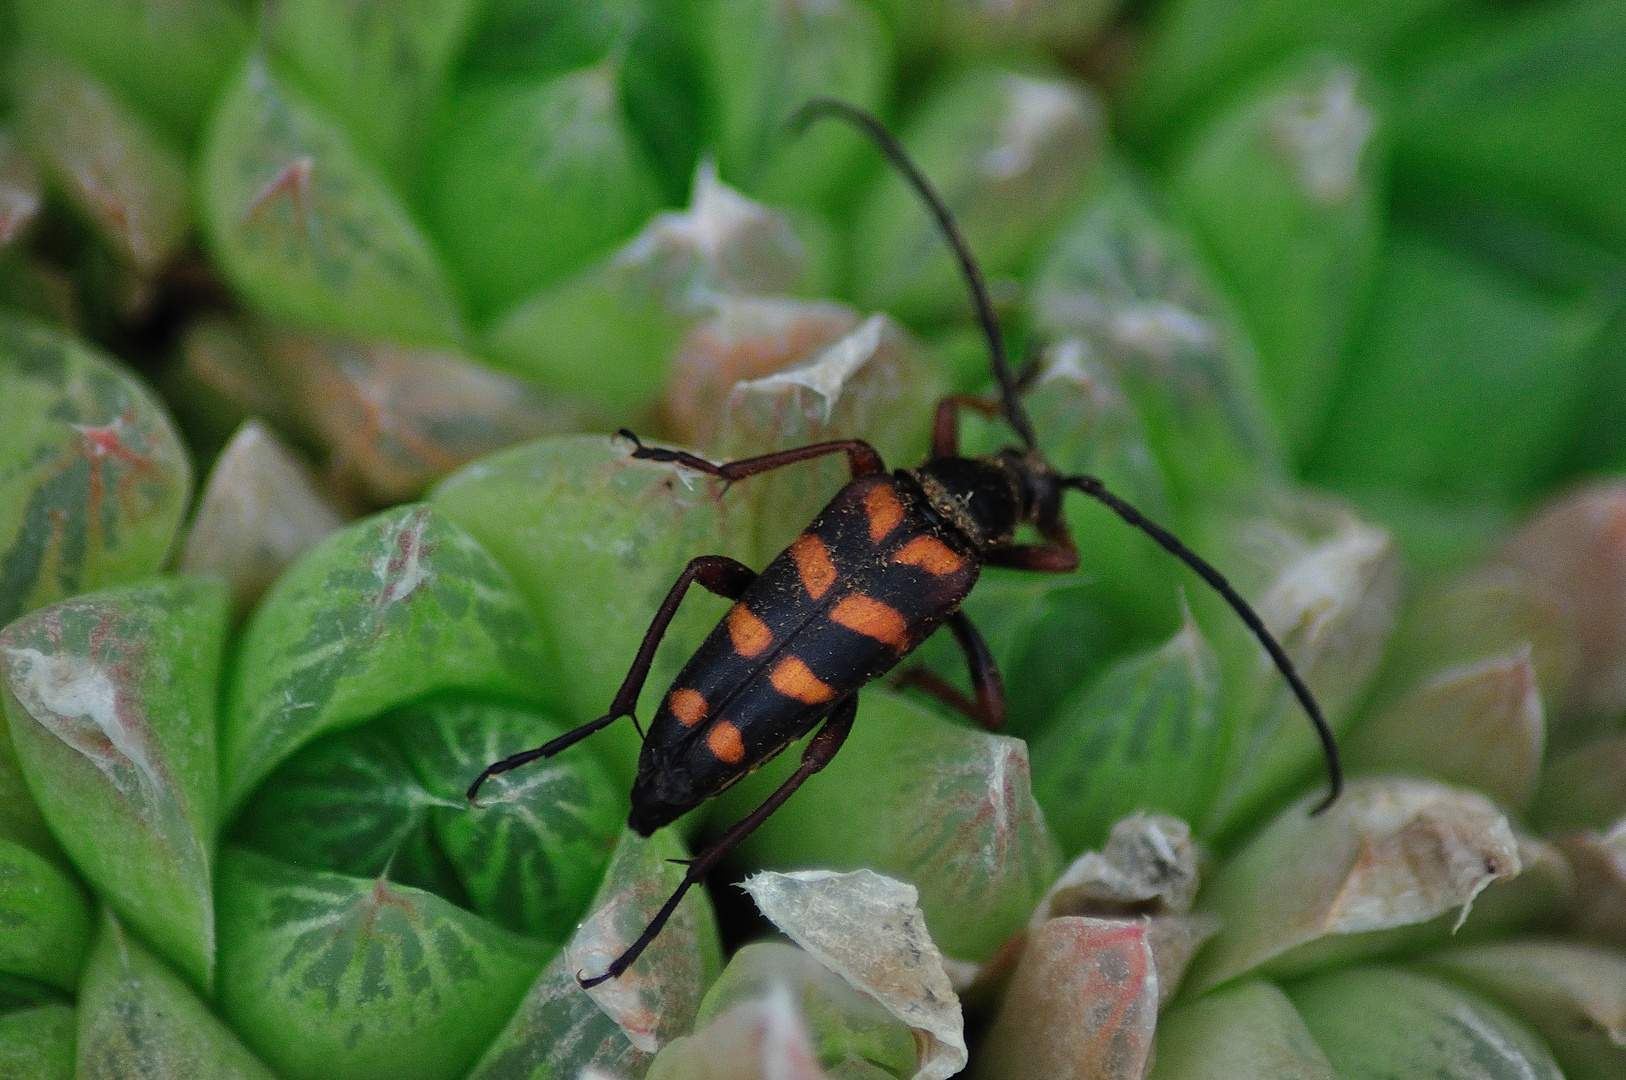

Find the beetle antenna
[[790, 98, 1038, 450], [1063, 474, 1343, 813]]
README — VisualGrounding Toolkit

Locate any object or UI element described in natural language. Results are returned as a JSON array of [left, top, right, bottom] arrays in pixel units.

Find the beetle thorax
[[908, 455, 1027, 551]]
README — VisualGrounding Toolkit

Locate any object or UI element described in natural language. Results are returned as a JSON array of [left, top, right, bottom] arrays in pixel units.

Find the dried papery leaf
[[1344, 650, 1545, 810], [1147, 979, 1337, 1080], [0, 130, 43, 246], [1204, 493, 1401, 836], [742, 869, 966, 1080], [724, 690, 1061, 963], [854, 68, 1104, 324], [179, 420, 345, 615], [1454, 836, 1576, 941], [1428, 941, 1626, 1080], [13, 52, 190, 277], [647, 983, 833, 1080], [715, 314, 944, 561], [217, 849, 549, 1080], [692, 942, 918, 1080], [1533, 732, 1626, 833], [1144, 914, 1223, 1008], [261, 328, 596, 505], [1185, 778, 1521, 994], [223, 504, 555, 813], [1033, 178, 1282, 502], [0, 316, 193, 625], [1557, 819, 1626, 950], [1375, 565, 1579, 717], [1495, 480, 1626, 733], [1032, 813, 1201, 925], [1290, 966, 1564, 1080], [665, 296, 860, 449], [0, 1003, 74, 1080], [0, 577, 229, 993], [432, 436, 751, 784], [468, 829, 721, 1080], [78, 913, 276, 1080], [973, 917, 1157, 1080]]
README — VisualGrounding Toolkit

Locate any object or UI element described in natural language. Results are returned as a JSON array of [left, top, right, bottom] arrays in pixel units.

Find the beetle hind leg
[[577, 694, 860, 988], [894, 610, 1007, 730]]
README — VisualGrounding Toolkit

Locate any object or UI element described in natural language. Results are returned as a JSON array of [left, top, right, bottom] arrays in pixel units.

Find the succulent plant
[[1, 1, 1624, 1078]]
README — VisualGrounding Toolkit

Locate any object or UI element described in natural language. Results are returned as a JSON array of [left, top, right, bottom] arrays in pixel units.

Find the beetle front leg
[[578, 693, 859, 988], [620, 429, 886, 481], [466, 555, 757, 802]]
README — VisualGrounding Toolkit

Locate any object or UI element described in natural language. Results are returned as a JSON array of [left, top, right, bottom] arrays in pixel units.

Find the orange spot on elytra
[[831, 595, 911, 651], [769, 656, 836, 705], [707, 720, 745, 764], [791, 534, 837, 599], [669, 688, 708, 727], [727, 604, 773, 658], [865, 484, 906, 542], [894, 536, 965, 576]]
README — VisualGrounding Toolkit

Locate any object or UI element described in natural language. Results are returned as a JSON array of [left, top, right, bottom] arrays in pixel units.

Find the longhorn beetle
[[468, 99, 1343, 987]]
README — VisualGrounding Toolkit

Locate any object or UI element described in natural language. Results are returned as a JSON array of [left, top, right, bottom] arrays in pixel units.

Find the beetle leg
[[894, 611, 1006, 730], [620, 429, 886, 480], [930, 395, 1003, 458], [578, 694, 860, 988], [466, 555, 757, 803]]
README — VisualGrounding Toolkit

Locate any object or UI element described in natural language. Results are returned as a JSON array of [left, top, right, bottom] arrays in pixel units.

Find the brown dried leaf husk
[[1344, 649, 1545, 811], [178, 420, 345, 615], [973, 917, 1158, 1080], [663, 296, 859, 448], [264, 329, 600, 506], [1495, 480, 1626, 734], [1032, 813, 1202, 923]]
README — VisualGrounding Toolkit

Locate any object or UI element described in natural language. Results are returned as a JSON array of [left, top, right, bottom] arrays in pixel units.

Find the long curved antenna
[[1065, 474, 1343, 813], [790, 98, 1038, 450]]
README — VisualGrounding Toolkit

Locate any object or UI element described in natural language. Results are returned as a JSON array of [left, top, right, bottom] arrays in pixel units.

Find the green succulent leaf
[[0, 836, 91, 993], [428, 63, 664, 320], [468, 827, 721, 1080], [702, 0, 891, 212], [262, 0, 480, 185], [217, 847, 550, 1080], [1033, 178, 1284, 506], [223, 503, 557, 813], [431, 436, 750, 784], [199, 54, 466, 347], [12, 52, 191, 277], [77, 913, 277, 1080], [1288, 965, 1565, 1080], [0, 315, 192, 626], [853, 66, 1103, 325], [1169, 55, 1384, 457], [15, 0, 252, 145], [722, 688, 1061, 963], [1031, 613, 1223, 857], [0, 576, 228, 993], [0, 1003, 74, 1080], [231, 723, 464, 899], [394, 696, 625, 943], [1147, 980, 1337, 1080]]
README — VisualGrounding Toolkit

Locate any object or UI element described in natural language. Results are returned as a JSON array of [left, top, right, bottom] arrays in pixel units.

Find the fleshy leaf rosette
[[0, 315, 192, 625], [223, 503, 557, 812], [0, 576, 229, 993]]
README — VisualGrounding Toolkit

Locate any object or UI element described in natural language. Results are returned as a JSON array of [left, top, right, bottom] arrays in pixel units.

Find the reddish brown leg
[[579, 693, 859, 987], [620, 429, 885, 480], [931, 395, 1003, 458], [895, 611, 1006, 730], [467, 555, 756, 802], [987, 520, 1080, 574]]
